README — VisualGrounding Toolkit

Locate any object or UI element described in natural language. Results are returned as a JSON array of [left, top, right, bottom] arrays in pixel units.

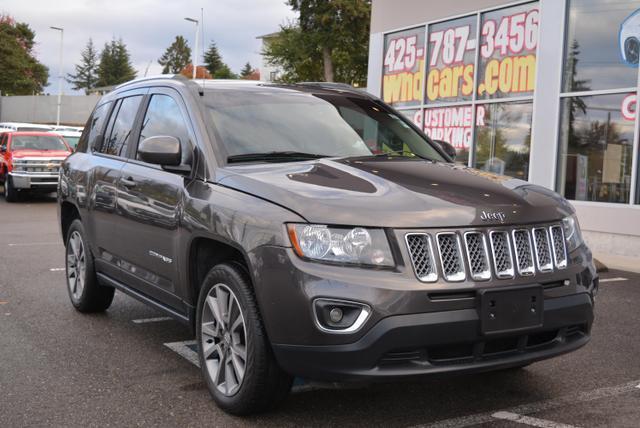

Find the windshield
[[205, 89, 446, 163], [11, 135, 69, 151]]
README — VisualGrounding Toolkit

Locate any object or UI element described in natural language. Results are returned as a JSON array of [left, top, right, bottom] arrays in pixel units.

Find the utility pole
[[185, 17, 199, 79], [50, 26, 64, 126]]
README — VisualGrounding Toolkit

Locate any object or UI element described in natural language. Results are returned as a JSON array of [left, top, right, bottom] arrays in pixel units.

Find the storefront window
[[398, 109, 422, 128], [477, 2, 539, 100], [563, 0, 640, 92], [557, 93, 635, 203], [423, 105, 476, 165], [474, 102, 532, 180], [382, 27, 426, 107], [424, 16, 477, 104]]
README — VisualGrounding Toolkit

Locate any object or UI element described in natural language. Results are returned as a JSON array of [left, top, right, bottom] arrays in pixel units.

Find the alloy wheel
[[201, 283, 247, 396], [66, 230, 86, 300]]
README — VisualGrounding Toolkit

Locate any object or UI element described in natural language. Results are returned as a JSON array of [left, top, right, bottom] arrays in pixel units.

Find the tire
[[65, 219, 115, 312], [196, 262, 292, 415], [4, 174, 18, 202]]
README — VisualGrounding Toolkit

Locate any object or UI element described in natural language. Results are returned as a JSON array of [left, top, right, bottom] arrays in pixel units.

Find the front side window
[[138, 94, 192, 164], [206, 90, 446, 163], [99, 95, 142, 157], [10, 135, 69, 151]]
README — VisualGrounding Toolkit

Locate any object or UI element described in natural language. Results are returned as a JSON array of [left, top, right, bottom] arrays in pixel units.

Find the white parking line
[[49, 268, 65, 272], [164, 340, 200, 367], [132, 316, 173, 324], [418, 379, 640, 428], [492, 411, 578, 428], [7, 242, 59, 247], [599, 277, 628, 283]]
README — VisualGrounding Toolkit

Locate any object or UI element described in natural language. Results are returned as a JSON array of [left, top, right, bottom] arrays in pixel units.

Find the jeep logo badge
[[480, 210, 506, 223]]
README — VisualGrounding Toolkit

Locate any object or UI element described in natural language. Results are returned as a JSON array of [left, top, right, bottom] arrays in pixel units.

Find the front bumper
[[272, 292, 593, 381], [9, 172, 59, 190]]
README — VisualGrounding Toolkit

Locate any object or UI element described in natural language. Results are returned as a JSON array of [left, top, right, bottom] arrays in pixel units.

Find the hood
[[217, 158, 574, 228], [11, 149, 71, 158]]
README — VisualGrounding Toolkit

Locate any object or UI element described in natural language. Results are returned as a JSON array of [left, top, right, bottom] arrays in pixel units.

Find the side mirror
[[138, 136, 181, 166], [433, 139, 457, 160]]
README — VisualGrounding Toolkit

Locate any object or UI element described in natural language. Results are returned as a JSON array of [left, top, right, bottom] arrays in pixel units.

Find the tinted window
[[79, 102, 111, 152], [137, 94, 192, 164], [99, 95, 142, 157], [0, 134, 7, 150]]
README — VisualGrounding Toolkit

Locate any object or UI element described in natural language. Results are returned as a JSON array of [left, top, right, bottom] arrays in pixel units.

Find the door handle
[[121, 177, 136, 188]]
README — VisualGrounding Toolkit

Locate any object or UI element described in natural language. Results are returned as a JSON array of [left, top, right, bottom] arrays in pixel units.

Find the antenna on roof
[[200, 7, 205, 95]]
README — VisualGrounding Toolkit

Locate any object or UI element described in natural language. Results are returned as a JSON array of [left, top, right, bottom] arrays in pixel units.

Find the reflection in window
[[563, 0, 640, 92], [557, 93, 635, 203], [474, 102, 532, 180]]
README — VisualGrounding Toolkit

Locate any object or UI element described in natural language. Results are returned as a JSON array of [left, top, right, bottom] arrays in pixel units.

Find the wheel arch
[[60, 201, 82, 242]]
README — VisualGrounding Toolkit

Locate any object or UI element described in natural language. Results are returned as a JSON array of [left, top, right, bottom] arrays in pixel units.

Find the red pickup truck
[[0, 131, 72, 202]]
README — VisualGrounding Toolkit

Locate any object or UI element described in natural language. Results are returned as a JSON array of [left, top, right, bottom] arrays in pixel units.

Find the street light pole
[[50, 26, 64, 126], [184, 17, 199, 79]]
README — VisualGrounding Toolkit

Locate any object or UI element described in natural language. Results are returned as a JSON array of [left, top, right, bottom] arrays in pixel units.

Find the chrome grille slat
[[512, 229, 535, 276], [436, 233, 465, 282], [463, 232, 490, 281], [549, 225, 567, 269], [405, 233, 437, 282], [532, 227, 553, 272], [405, 223, 567, 283], [489, 231, 514, 278]]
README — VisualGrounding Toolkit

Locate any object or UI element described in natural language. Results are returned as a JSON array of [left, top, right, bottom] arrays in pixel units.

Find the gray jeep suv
[[58, 76, 597, 415]]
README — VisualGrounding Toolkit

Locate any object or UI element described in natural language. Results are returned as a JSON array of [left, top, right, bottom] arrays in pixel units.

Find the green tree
[[158, 35, 191, 74], [240, 62, 254, 78], [203, 41, 224, 76], [67, 38, 98, 93], [215, 64, 237, 79], [263, 1, 370, 85], [96, 38, 136, 87], [0, 15, 49, 95]]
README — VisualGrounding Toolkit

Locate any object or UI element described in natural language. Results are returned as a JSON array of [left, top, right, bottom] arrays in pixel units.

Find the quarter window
[[99, 95, 143, 157], [137, 94, 192, 164]]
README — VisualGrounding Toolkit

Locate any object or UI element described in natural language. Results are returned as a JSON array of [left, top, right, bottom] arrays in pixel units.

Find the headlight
[[287, 224, 394, 267], [562, 214, 584, 252]]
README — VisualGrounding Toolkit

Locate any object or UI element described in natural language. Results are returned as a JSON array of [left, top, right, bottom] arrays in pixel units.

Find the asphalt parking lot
[[1, 193, 639, 427]]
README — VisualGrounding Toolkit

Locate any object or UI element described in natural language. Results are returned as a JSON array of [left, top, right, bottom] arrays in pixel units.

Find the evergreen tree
[[240, 62, 254, 78], [214, 64, 237, 79], [0, 14, 49, 95], [203, 41, 224, 76], [158, 35, 191, 74], [67, 38, 98, 93], [97, 38, 136, 87]]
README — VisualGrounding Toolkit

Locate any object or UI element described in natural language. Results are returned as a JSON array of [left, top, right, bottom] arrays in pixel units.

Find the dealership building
[[366, 0, 640, 270]]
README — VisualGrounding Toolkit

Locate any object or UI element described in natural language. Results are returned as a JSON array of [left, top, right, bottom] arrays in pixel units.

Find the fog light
[[329, 307, 343, 323], [313, 298, 371, 334]]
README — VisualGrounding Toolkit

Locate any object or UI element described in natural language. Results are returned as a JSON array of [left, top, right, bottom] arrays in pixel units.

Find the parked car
[[52, 125, 84, 133], [0, 122, 53, 132], [54, 130, 82, 150], [58, 76, 597, 415], [1, 131, 72, 201]]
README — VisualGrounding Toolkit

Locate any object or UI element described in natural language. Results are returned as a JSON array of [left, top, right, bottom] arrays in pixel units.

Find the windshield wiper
[[371, 150, 436, 162], [227, 151, 329, 164]]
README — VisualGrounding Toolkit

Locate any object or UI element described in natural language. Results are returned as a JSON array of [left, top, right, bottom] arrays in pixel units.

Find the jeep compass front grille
[[406, 223, 567, 283]]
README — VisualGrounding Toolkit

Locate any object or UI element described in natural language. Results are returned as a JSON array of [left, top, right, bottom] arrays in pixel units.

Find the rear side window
[[78, 102, 111, 152], [137, 94, 192, 164], [99, 95, 143, 157]]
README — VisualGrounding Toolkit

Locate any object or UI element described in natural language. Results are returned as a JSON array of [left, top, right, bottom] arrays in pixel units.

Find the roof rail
[[114, 74, 187, 90], [298, 82, 357, 90]]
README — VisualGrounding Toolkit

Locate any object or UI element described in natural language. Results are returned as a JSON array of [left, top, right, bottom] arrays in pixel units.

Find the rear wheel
[[196, 263, 292, 415], [3, 174, 18, 202], [65, 219, 114, 312]]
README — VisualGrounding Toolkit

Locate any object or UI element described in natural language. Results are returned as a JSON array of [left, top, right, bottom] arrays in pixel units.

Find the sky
[[2, 0, 297, 94]]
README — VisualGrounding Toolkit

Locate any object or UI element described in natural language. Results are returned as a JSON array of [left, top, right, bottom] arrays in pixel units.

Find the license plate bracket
[[480, 286, 543, 335]]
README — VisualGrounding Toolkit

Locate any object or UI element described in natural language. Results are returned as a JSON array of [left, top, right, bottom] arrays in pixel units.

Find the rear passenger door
[[115, 88, 195, 312], [88, 92, 145, 281]]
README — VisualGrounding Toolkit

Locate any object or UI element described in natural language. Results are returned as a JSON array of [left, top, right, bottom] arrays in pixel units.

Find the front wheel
[[196, 263, 292, 415], [3, 174, 18, 202]]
